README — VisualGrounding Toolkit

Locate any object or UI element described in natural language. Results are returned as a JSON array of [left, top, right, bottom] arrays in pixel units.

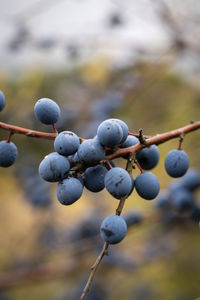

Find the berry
[[121, 135, 139, 159], [110, 119, 129, 143], [121, 135, 139, 149], [123, 210, 142, 226], [39, 152, 70, 182], [136, 145, 160, 170], [181, 169, 200, 191], [0, 90, 6, 112], [165, 149, 189, 177], [97, 119, 123, 147], [100, 215, 127, 244], [155, 193, 170, 210], [84, 165, 108, 192], [54, 131, 80, 156], [34, 98, 60, 125], [135, 172, 160, 200], [77, 138, 105, 164], [104, 167, 133, 199], [172, 189, 194, 213], [56, 177, 83, 205], [0, 141, 18, 167]]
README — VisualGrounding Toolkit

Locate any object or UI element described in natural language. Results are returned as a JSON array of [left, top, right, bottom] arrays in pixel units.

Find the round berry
[[104, 167, 133, 199], [0, 141, 18, 167], [165, 149, 189, 178], [135, 172, 160, 200], [39, 152, 70, 182], [110, 119, 129, 143], [56, 177, 83, 205], [100, 215, 127, 244], [84, 165, 108, 192], [136, 145, 160, 170], [34, 98, 60, 125], [77, 138, 105, 164], [54, 131, 80, 156], [97, 119, 123, 147]]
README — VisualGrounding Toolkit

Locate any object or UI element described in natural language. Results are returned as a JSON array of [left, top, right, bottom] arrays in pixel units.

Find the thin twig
[[79, 242, 109, 300]]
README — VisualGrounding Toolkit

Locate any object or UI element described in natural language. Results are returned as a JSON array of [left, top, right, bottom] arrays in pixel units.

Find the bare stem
[[79, 242, 109, 300]]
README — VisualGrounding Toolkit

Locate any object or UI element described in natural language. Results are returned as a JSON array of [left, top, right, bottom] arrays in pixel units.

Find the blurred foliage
[[0, 60, 200, 300]]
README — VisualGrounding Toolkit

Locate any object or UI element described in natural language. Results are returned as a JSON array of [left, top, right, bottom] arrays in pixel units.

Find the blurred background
[[0, 0, 200, 299]]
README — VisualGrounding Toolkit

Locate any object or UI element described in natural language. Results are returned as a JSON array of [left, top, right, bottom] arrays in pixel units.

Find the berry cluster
[[0, 95, 194, 247]]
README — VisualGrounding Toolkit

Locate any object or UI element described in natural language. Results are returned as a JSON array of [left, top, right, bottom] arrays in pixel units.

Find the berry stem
[[116, 197, 126, 216], [52, 123, 58, 135], [106, 160, 113, 169], [178, 134, 184, 150], [135, 160, 144, 173], [6, 132, 14, 143]]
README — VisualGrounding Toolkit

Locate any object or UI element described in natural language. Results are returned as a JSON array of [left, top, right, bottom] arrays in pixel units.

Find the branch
[[107, 121, 200, 160], [79, 242, 109, 300], [0, 122, 85, 142], [0, 121, 57, 140]]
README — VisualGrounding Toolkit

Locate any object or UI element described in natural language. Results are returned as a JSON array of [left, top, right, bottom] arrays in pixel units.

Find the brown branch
[[107, 121, 200, 160], [0, 122, 85, 142], [0, 121, 57, 140], [79, 242, 109, 300]]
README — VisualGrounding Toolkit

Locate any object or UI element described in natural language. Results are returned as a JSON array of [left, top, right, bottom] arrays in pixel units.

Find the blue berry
[[121, 135, 139, 148], [54, 131, 80, 156], [110, 119, 129, 143], [155, 193, 170, 210], [34, 98, 60, 125], [135, 172, 160, 200], [84, 165, 108, 192], [181, 169, 200, 191], [97, 119, 123, 147], [121, 135, 139, 159], [56, 177, 83, 205], [100, 215, 127, 244], [0, 90, 6, 112], [39, 152, 70, 182], [77, 138, 105, 164], [0, 141, 18, 167], [104, 167, 133, 199], [172, 189, 194, 213], [123, 210, 142, 226], [165, 149, 189, 177], [136, 145, 160, 170]]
